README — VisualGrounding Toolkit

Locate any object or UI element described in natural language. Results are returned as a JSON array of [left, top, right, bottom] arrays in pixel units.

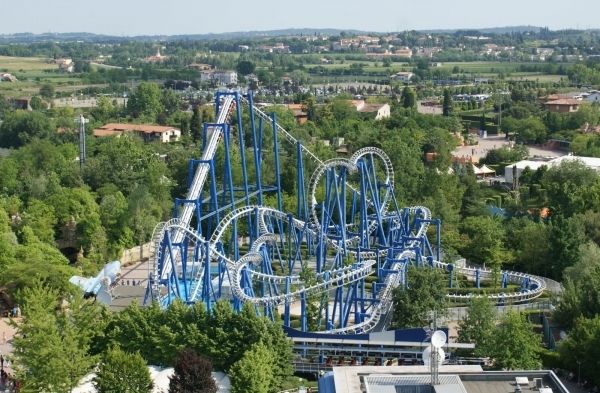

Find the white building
[[391, 71, 414, 82], [200, 70, 238, 86], [504, 155, 600, 183]]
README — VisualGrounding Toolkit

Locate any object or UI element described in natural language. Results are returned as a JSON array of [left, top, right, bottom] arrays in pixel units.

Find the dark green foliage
[[480, 145, 528, 165], [101, 300, 293, 390], [127, 82, 164, 120], [559, 316, 600, 387], [442, 89, 452, 117], [391, 266, 447, 328], [401, 86, 416, 109], [94, 346, 153, 393], [457, 297, 495, 357], [489, 311, 542, 370], [12, 281, 106, 392], [229, 342, 275, 393], [0, 110, 54, 148], [169, 349, 217, 393], [236, 60, 256, 75]]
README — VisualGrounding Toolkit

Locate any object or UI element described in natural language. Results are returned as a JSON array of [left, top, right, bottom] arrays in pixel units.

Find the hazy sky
[[3, 0, 600, 35]]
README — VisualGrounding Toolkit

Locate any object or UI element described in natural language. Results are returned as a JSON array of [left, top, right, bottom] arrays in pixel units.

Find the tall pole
[[75, 114, 89, 170]]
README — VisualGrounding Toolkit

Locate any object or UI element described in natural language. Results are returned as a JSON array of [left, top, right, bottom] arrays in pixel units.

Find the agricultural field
[[0, 55, 86, 97]]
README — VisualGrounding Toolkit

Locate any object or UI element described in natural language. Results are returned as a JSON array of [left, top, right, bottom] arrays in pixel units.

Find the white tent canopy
[[73, 366, 231, 393], [478, 165, 495, 174]]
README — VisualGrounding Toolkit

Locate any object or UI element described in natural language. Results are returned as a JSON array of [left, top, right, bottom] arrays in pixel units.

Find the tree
[[169, 348, 217, 393], [401, 86, 416, 109], [391, 266, 448, 329], [442, 89, 452, 116], [236, 60, 256, 76], [489, 311, 541, 370], [457, 297, 495, 357], [559, 316, 600, 387], [39, 83, 55, 99], [504, 116, 547, 144], [94, 346, 153, 393], [229, 343, 275, 393], [30, 96, 46, 111], [190, 106, 203, 143], [127, 82, 164, 120], [459, 216, 508, 279], [542, 160, 600, 217], [0, 110, 54, 148], [11, 281, 104, 392]]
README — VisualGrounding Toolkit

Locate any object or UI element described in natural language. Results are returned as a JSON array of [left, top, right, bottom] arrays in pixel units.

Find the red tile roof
[[94, 123, 179, 135]]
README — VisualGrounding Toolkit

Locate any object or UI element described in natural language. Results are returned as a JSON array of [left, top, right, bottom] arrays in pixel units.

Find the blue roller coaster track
[[144, 91, 546, 334]]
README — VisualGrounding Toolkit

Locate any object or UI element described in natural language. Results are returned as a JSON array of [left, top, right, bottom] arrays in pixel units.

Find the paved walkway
[[453, 135, 566, 163]]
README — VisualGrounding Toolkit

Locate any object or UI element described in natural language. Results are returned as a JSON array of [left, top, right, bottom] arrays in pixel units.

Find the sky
[[3, 0, 600, 36]]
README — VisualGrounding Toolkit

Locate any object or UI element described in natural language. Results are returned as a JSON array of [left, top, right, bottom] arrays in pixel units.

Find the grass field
[[0, 55, 91, 97], [0, 55, 56, 72]]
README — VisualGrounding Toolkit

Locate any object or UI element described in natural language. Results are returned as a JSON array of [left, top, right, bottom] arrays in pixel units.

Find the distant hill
[[0, 29, 369, 43], [0, 26, 580, 44], [420, 25, 544, 34]]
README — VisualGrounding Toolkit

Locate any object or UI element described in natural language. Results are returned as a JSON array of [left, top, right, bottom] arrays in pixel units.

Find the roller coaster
[[144, 91, 546, 334]]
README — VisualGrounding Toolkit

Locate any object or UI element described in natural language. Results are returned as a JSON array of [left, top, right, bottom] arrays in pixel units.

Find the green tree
[[490, 311, 541, 370], [457, 297, 495, 356], [30, 96, 45, 111], [547, 215, 584, 280], [442, 89, 452, 117], [169, 348, 217, 393], [39, 83, 55, 99], [94, 346, 153, 393], [236, 60, 256, 76], [127, 82, 164, 120], [558, 316, 600, 387], [401, 86, 416, 109], [12, 281, 104, 392], [391, 266, 448, 329], [542, 160, 600, 217], [190, 106, 203, 143], [459, 216, 508, 280], [0, 110, 54, 148], [229, 342, 275, 393]]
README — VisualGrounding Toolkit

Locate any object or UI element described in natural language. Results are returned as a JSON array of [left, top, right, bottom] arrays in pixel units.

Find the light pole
[[577, 360, 581, 385]]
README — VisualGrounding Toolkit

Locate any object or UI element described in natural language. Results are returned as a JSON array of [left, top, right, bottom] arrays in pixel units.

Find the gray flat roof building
[[318, 365, 569, 393]]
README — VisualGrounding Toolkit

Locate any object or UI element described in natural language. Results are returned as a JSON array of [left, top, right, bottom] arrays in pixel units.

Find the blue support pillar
[[476, 269, 481, 288], [271, 113, 283, 212]]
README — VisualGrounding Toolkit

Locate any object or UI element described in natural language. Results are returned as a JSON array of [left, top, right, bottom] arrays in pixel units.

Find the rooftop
[[94, 123, 179, 135], [544, 99, 581, 106], [319, 366, 569, 393]]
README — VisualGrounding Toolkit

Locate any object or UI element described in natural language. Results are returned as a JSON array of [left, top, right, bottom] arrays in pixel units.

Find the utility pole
[[75, 114, 89, 170]]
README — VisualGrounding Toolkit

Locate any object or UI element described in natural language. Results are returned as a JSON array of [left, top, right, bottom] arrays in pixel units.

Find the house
[[212, 70, 237, 85], [55, 58, 74, 73], [391, 71, 414, 83], [199, 70, 238, 86], [350, 100, 390, 120], [93, 123, 181, 143], [286, 104, 308, 125], [393, 47, 413, 58], [545, 98, 581, 113], [238, 45, 249, 51], [187, 63, 213, 71]]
